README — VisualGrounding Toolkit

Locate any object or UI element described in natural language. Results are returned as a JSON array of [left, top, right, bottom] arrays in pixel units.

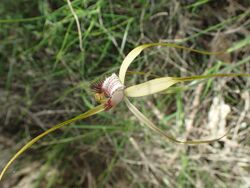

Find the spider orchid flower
[[1, 43, 249, 181]]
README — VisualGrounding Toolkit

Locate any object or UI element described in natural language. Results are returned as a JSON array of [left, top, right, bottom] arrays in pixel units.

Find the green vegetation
[[0, 0, 249, 187]]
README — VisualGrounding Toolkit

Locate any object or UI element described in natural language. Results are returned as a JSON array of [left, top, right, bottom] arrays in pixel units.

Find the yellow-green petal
[[0, 104, 105, 181], [119, 43, 222, 84], [125, 73, 250, 98], [125, 77, 179, 97], [124, 98, 230, 144]]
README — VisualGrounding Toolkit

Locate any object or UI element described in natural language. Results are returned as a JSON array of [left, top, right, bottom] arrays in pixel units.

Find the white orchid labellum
[[1, 43, 250, 181], [92, 73, 125, 110]]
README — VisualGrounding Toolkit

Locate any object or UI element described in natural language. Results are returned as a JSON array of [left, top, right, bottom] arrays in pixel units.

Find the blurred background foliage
[[0, 0, 250, 187]]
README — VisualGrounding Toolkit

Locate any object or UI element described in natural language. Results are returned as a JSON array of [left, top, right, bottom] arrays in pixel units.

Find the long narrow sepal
[[119, 43, 223, 84], [0, 104, 105, 181], [124, 98, 230, 144], [125, 77, 179, 97], [125, 74, 250, 98]]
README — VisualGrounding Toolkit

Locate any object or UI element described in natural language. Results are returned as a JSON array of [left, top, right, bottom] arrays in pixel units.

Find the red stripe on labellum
[[91, 74, 125, 111], [104, 99, 113, 111], [91, 80, 104, 93]]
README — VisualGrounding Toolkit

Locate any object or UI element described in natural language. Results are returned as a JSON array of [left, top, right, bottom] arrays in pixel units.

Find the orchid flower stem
[[1, 42, 249, 181]]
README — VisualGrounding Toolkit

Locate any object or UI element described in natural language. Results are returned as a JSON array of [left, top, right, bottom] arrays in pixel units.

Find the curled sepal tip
[[119, 42, 223, 84], [125, 98, 230, 144]]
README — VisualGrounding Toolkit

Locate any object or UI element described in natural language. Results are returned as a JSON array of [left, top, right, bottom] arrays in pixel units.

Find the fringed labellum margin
[[91, 73, 125, 110]]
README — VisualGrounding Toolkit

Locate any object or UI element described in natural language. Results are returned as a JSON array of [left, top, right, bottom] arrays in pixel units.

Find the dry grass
[[0, 0, 249, 187]]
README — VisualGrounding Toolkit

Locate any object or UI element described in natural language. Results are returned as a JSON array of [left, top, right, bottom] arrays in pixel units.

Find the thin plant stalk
[[1, 42, 249, 181]]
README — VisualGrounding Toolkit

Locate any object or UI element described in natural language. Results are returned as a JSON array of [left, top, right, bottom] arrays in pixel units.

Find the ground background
[[0, 0, 250, 187]]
